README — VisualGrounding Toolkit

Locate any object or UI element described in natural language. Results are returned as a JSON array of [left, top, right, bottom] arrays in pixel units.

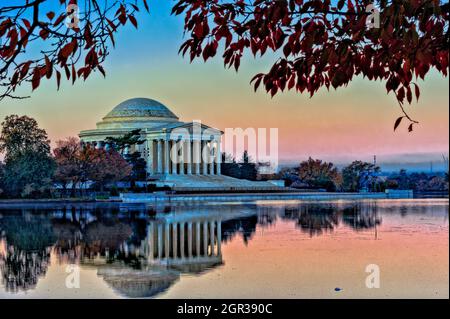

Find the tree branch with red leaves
[[172, 0, 449, 131], [0, 0, 149, 100]]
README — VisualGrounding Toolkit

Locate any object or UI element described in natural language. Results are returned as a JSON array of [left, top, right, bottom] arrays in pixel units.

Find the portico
[[143, 125, 222, 177]]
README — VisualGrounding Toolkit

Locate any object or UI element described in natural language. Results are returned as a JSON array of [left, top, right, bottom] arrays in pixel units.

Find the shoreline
[[0, 189, 428, 207], [119, 190, 413, 203]]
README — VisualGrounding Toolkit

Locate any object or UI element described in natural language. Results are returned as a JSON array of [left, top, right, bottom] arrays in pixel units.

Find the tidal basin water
[[0, 199, 448, 299]]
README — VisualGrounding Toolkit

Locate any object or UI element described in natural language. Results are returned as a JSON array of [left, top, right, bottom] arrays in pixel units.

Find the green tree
[[105, 129, 146, 183], [105, 129, 144, 155], [240, 150, 258, 180], [220, 151, 258, 180], [342, 161, 380, 192], [0, 115, 50, 160], [0, 115, 55, 198]]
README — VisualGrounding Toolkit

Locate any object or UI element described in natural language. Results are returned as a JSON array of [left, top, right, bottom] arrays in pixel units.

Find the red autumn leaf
[[31, 68, 41, 91], [53, 13, 66, 27], [60, 40, 77, 59], [56, 70, 61, 90], [129, 15, 138, 29], [394, 116, 404, 131], [406, 86, 412, 104], [22, 19, 31, 29], [47, 11, 55, 20], [39, 29, 49, 40], [143, 0, 150, 12], [414, 83, 420, 101]]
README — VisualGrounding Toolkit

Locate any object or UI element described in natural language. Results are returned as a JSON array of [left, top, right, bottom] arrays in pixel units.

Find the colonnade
[[146, 219, 222, 262], [145, 138, 221, 176]]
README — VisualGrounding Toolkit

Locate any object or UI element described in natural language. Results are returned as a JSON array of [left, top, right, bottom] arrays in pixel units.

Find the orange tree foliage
[[0, 0, 149, 99], [54, 138, 132, 191], [173, 0, 449, 131], [298, 157, 341, 191]]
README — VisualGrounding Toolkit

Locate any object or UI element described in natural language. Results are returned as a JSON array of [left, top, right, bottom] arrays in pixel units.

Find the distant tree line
[[278, 157, 448, 193]]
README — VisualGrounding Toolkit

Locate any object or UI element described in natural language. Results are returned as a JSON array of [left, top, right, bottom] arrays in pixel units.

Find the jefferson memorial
[[79, 97, 281, 191]]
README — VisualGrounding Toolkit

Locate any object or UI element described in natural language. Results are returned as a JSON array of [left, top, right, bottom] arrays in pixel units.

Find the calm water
[[0, 199, 448, 299]]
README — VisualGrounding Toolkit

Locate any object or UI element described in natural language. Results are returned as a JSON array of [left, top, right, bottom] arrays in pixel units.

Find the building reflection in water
[[0, 201, 388, 297]]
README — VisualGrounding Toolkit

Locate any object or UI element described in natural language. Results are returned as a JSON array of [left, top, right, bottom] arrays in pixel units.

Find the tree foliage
[[221, 151, 258, 180], [0, 114, 50, 160], [342, 160, 380, 192], [53, 136, 83, 193], [105, 129, 144, 154], [0, 0, 149, 100], [297, 157, 341, 191], [173, 0, 449, 130], [105, 129, 146, 182], [54, 138, 132, 192], [78, 144, 132, 191], [0, 114, 55, 197], [2, 149, 56, 197]]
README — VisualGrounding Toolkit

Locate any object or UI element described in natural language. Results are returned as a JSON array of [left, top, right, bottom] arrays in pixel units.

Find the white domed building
[[79, 97, 281, 191]]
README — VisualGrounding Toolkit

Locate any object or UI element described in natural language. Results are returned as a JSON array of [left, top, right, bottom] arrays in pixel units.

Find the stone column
[[210, 221, 215, 256], [172, 223, 178, 258], [164, 138, 170, 175], [180, 222, 185, 259], [202, 141, 208, 175], [196, 222, 201, 257], [146, 139, 154, 175], [187, 222, 193, 258], [194, 140, 201, 175], [147, 224, 154, 261], [216, 139, 221, 175], [170, 140, 178, 175], [157, 140, 163, 174], [157, 224, 163, 259], [179, 140, 185, 175], [165, 223, 170, 259], [217, 221, 222, 256], [186, 140, 192, 175], [203, 221, 208, 256], [209, 141, 215, 175]]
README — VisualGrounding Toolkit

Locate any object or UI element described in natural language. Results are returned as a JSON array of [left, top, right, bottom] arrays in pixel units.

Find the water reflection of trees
[[281, 202, 381, 236], [341, 204, 381, 230], [0, 216, 54, 293], [283, 205, 339, 236]]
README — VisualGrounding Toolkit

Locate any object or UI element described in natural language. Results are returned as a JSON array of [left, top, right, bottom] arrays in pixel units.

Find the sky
[[1, 0, 448, 172]]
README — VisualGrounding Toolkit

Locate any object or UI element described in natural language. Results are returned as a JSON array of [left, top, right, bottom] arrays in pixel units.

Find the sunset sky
[[1, 1, 448, 171]]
